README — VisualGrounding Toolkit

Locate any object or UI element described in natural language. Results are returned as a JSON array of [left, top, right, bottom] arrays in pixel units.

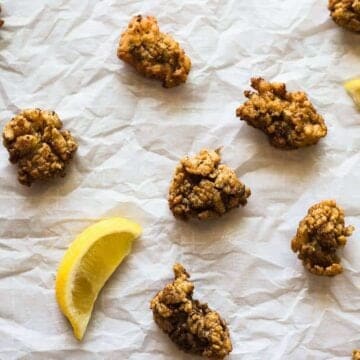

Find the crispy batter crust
[[353, 350, 360, 360], [168, 149, 251, 220], [291, 200, 354, 276], [150, 264, 232, 359], [2, 109, 78, 186], [236, 78, 327, 149], [117, 15, 191, 88], [329, 0, 360, 32]]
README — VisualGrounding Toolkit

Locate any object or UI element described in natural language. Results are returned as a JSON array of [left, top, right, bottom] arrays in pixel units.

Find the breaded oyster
[[2, 109, 78, 186], [168, 149, 251, 220], [150, 263, 232, 359], [353, 350, 360, 360], [236, 78, 327, 149], [329, 0, 360, 32], [117, 15, 191, 88], [291, 200, 354, 276]]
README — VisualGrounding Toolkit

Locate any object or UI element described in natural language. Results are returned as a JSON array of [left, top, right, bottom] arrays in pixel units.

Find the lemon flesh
[[55, 218, 142, 341], [344, 78, 360, 109]]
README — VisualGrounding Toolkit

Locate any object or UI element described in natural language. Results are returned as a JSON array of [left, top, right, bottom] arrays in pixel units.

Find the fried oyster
[[291, 200, 354, 276], [168, 149, 251, 220], [329, 0, 360, 33], [117, 15, 191, 88], [353, 350, 360, 360], [150, 263, 232, 359], [236, 78, 327, 150], [2, 109, 78, 186]]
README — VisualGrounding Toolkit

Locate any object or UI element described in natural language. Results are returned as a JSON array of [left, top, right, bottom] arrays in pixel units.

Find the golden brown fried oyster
[[117, 15, 191, 88], [329, 0, 360, 32], [353, 350, 360, 360], [236, 78, 327, 149], [291, 200, 354, 276], [168, 149, 251, 220], [2, 109, 78, 186], [150, 264, 232, 359]]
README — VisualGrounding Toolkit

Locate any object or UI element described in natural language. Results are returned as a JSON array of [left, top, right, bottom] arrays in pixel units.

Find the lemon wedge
[[55, 217, 142, 341], [344, 77, 360, 108]]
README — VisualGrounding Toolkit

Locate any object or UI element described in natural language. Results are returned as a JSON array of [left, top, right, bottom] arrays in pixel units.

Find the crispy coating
[[236, 78, 327, 150], [353, 350, 360, 360], [2, 109, 78, 186], [117, 15, 191, 88], [291, 200, 354, 276], [329, 0, 360, 32], [168, 149, 251, 220], [0, 5, 4, 28], [150, 264, 232, 359]]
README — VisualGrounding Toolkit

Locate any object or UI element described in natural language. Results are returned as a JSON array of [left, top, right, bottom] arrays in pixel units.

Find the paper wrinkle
[[0, 0, 360, 359]]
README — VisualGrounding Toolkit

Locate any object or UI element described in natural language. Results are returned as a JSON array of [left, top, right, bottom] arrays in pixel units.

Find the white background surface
[[0, 0, 359, 359]]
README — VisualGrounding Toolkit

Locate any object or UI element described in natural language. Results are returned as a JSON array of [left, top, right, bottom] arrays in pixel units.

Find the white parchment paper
[[0, 0, 360, 359]]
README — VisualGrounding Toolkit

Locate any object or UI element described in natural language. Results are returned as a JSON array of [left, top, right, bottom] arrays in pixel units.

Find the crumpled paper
[[0, 0, 359, 359]]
